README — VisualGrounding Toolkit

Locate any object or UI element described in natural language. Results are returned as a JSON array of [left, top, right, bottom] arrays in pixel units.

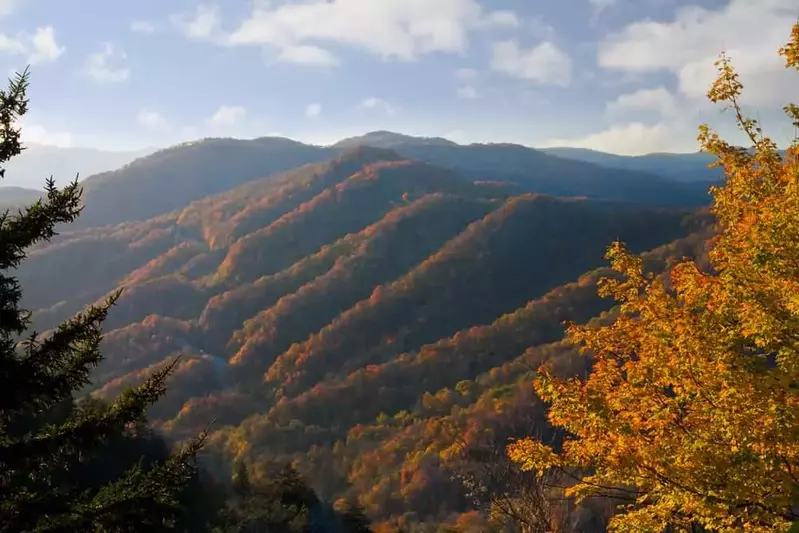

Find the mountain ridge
[[12, 144, 718, 529], [42, 134, 715, 230], [1, 142, 154, 189], [2, 131, 720, 234]]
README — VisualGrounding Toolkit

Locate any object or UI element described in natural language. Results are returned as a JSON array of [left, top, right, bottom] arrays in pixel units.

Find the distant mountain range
[[0, 185, 43, 210], [15, 143, 715, 529], [338, 131, 722, 183], [334, 130, 459, 150], [1, 131, 719, 229], [1, 143, 154, 189], [539, 146, 722, 182]]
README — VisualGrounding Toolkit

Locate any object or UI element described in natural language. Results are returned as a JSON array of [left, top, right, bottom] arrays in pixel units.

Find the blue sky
[[0, 0, 795, 155]]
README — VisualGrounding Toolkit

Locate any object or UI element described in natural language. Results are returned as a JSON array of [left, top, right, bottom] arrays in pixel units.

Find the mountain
[[72, 137, 337, 228], [2, 143, 154, 189], [332, 131, 712, 206], [15, 146, 717, 530], [542, 146, 787, 182], [541, 146, 722, 182], [338, 131, 725, 183], [335, 130, 458, 150], [0, 186, 43, 210], [3, 131, 717, 232]]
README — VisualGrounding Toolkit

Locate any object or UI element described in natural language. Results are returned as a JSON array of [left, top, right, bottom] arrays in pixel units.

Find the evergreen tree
[[215, 461, 374, 533], [0, 69, 206, 532]]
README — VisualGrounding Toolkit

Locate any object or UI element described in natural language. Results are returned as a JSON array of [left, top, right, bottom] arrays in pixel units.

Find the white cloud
[[457, 85, 479, 99], [130, 20, 156, 33], [207, 105, 247, 127], [86, 43, 130, 84], [28, 26, 64, 64], [455, 67, 478, 80], [597, 0, 796, 107], [227, 0, 521, 63], [359, 97, 396, 116], [541, 122, 700, 155], [607, 87, 679, 119], [573, 0, 798, 157], [490, 40, 572, 86], [0, 34, 25, 56], [305, 103, 322, 118], [172, 4, 221, 40], [20, 121, 74, 147], [137, 108, 168, 130], [0, 26, 64, 65], [558, 0, 799, 157], [278, 45, 340, 66], [129, 105, 271, 147]]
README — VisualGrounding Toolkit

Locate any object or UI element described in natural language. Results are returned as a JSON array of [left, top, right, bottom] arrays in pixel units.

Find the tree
[[0, 68, 206, 531], [457, 439, 572, 533], [216, 461, 374, 533], [216, 462, 313, 533], [334, 503, 373, 533], [449, 418, 579, 533], [508, 23, 799, 533]]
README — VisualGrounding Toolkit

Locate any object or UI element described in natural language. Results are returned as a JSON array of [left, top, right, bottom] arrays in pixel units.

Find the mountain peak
[[335, 144, 404, 163], [332, 131, 458, 150]]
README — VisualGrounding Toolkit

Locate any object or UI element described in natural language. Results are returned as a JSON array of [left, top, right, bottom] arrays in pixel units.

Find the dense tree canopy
[[509, 22, 799, 533]]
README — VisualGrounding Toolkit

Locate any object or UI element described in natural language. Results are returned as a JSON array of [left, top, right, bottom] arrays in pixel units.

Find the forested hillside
[[4, 8, 797, 533], [13, 142, 716, 530], [2, 130, 717, 232], [334, 132, 713, 205], [540, 147, 723, 182]]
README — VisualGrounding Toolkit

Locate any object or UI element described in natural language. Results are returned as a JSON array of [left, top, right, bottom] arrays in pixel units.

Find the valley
[[9, 133, 717, 530], [4, 4, 796, 531]]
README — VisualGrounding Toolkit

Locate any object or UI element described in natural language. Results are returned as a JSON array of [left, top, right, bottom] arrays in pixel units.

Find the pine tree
[[215, 461, 375, 533], [0, 69, 206, 532]]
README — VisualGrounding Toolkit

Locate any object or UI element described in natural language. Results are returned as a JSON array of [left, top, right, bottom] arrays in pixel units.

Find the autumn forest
[[1, 19, 797, 533]]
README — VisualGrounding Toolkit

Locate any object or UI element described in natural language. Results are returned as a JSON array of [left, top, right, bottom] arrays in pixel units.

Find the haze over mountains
[[9, 129, 719, 529], [1, 143, 154, 189], [3, 0, 795, 527], [539, 146, 723, 183], [2, 130, 718, 228], [338, 131, 722, 183]]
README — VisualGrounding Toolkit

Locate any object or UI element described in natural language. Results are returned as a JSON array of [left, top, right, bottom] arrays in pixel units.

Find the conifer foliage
[[214, 461, 373, 533], [0, 70, 205, 531], [508, 23, 799, 533]]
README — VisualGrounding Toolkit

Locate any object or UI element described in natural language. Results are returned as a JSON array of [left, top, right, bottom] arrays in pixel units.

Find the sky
[[0, 0, 795, 155]]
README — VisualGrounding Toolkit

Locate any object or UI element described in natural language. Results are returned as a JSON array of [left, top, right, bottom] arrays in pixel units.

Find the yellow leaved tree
[[508, 22, 799, 533]]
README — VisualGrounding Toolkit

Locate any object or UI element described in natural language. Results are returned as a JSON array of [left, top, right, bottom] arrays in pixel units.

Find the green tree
[[216, 463, 316, 533], [216, 461, 374, 533], [0, 69, 206, 531]]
